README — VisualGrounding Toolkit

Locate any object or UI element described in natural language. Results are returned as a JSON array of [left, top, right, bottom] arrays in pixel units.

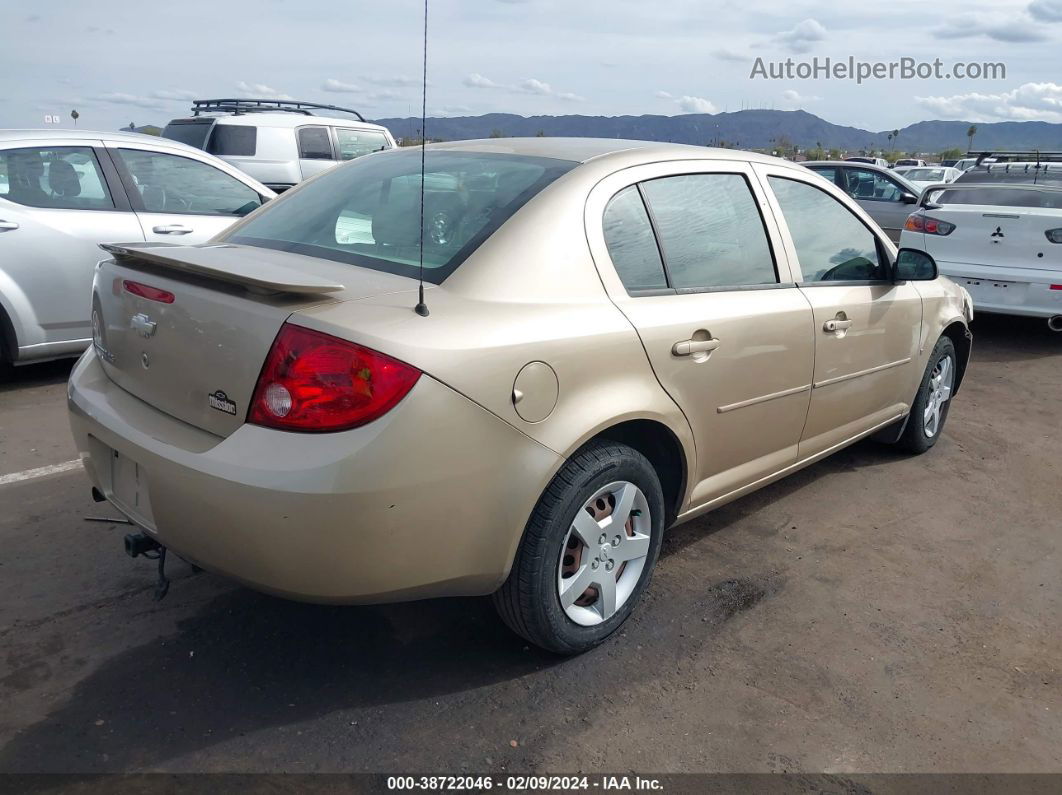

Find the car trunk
[[923, 204, 1062, 273], [92, 242, 414, 438]]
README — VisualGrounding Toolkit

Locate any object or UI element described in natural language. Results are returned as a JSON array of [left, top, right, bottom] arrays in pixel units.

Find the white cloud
[[655, 90, 673, 99], [712, 48, 748, 63], [1029, 0, 1062, 21], [517, 78, 552, 95], [363, 74, 423, 87], [150, 88, 197, 101], [774, 19, 827, 54], [676, 95, 717, 114], [914, 82, 1062, 121], [557, 91, 585, 102], [934, 15, 1047, 42], [235, 81, 293, 100], [464, 73, 501, 89], [322, 78, 359, 93], [93, 92, 164, 109], [780, 88, 821, 108]]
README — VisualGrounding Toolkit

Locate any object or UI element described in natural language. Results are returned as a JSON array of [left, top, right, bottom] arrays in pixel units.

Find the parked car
[[845, 156, 889, 168], [903, 181, 1062, 328], [69, 139, 972, 653], [952, 157, 990, 172], [162, 99, 397, 193], [804, 160, 921, 242], [0, 129, 274, 367], [902, 166, 963, 192], [894, 159, 928, 168]]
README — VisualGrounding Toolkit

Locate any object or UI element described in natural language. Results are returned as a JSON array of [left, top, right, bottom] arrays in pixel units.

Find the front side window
[[602, 186, 667, 291], [769, 176, 885, 283], [807, 166, 838, 184], [336, 128, 390, 160], [842, 168, 904, 202], [116, 149, 262, 216], [0, 146, 113, 210], [298, 126, 333, 160], [228, 150, 575, 283], [639, 173, 777, 290]]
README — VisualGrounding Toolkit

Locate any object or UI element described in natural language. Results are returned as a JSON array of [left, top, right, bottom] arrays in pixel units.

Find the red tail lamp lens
[[248, 324, 420, 432], [123, 280, 175, 303]]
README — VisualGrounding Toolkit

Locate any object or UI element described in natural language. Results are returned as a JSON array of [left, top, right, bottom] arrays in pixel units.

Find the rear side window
[[207, 125, 257, 157], [639, 173, 777, 290], [602, 187, 667, 291], [228, 150, 575, 284], [0, 146, 114, 210], [161, 120, 213, 150], [298, 126, 333, 160], [336, 128, 390, 160], [769, 176, 885, 283], [116, 149, 262, 216]]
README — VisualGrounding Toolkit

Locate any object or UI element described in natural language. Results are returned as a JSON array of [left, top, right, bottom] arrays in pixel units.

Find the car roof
[[421, 137, 789, 165], [0, 128, 206, 154], [168, 113, 391, 132]]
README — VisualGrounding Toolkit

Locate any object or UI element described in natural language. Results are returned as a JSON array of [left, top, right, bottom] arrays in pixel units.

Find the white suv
[[162, 99, 397, 192]]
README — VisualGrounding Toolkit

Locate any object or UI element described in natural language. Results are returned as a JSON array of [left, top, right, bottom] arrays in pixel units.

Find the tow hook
[[124, 532, 170, 601]]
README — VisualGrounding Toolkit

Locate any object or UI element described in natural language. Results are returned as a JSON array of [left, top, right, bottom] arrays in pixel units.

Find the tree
[[940, 147, 963, 161], [70, 109, 79, 127], [966, 124, 978, 152], [535, 129, 546, 137], [892, 129, 900, 146], [489, 128, 506, 138]]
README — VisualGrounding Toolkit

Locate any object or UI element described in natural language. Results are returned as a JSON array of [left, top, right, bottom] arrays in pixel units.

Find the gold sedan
[[68, 138, 972, 653]]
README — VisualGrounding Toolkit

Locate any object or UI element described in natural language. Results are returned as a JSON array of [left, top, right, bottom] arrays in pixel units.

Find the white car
[[0, 129, 274, 366], [900, 182, 1062, 329], [162, 99, 397, 193], [901, 166, 963, 193]]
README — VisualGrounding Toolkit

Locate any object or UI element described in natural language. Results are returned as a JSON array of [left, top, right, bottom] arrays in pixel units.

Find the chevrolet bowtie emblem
[[130, 313, 157, 338]]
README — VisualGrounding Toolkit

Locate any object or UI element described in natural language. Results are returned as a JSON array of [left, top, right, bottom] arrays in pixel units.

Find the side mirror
[[901, 192, 918, 204], [895, 248, 938, 281]]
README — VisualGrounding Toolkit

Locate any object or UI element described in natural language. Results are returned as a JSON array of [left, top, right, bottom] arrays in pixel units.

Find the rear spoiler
[[918, 181, 1062, 209], [99, 242, 345, 295]]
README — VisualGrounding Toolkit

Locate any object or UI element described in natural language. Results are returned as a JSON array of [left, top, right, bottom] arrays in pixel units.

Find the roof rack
[[191, 98, 365, 122], [968, 150, 1062, 165]]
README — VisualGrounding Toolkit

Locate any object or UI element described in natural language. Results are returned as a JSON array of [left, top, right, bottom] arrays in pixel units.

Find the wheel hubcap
[[923, 353, 954, 438], [558, 481, 651, 626]]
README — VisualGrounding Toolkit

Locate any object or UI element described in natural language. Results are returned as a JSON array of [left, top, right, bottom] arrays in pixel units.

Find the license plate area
[[108, 447, 156, 530], [960, 277, 1029, 307]]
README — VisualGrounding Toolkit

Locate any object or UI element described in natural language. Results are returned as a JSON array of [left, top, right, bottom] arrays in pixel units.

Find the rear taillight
[[248, 324, 420, 432], [123, 280, 175, 303], [1045, 228, 1062, 244], [904, 214, 955, 236]]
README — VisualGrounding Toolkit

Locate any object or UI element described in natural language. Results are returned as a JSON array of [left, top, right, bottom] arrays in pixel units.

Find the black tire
[[493, 440, 665, 654], [895, 335, 957, 454]]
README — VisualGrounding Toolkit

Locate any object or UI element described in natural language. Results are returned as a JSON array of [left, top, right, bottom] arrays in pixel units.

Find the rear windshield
[[162, 120, 213, 150], [227, 149, 575, 283], [207, 125, 257, 157], [934, 187, 1062, 209]]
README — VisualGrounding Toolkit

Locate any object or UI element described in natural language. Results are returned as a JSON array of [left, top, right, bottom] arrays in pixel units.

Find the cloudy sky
[[2, 0, 1061, 132]]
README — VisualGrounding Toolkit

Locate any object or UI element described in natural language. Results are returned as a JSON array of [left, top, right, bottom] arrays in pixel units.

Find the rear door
[[106, 143, 267, 243], [0, 142, 143, 352], [758, 166, 922, 458], [586, 160, 815, 506], [297, 125, 338, 179]]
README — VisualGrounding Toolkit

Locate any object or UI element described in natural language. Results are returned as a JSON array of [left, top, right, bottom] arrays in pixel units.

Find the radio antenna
[[413, 0, 430, 317]]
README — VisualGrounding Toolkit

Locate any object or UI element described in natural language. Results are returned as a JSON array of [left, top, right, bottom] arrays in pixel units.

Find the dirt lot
[[0, 314, 1059, 774]]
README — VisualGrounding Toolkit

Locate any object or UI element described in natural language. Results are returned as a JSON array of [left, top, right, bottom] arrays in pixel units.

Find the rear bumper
[[938, 262, 1062, 318], [67, 348, 560, 603]]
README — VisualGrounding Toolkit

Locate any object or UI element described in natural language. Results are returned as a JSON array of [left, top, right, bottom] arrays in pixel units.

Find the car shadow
[[969, 313, 1061, 364], [0, 357, 75, 394]]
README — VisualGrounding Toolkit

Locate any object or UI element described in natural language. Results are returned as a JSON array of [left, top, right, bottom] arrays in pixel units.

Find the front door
[[106, 146, 265, 244], [840, 166, 917, 243], [588, 162, 815, 506], [760, 170, 923, 458]]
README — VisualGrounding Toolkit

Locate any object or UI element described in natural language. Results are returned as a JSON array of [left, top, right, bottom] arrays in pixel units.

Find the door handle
[[672, 338, 720, 356], [152, 224, 193, 235], [0, 220, 19, 231], [823, 318, 853, 333]]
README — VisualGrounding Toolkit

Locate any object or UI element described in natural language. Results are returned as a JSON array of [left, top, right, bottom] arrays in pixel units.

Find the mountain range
[[371, 109, 1062, 153]]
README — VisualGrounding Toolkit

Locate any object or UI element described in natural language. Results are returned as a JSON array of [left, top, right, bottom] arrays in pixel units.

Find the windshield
[[227, 149, 575, 283], [905, 169, 947, 181], [934, 187, 1062, 209]]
